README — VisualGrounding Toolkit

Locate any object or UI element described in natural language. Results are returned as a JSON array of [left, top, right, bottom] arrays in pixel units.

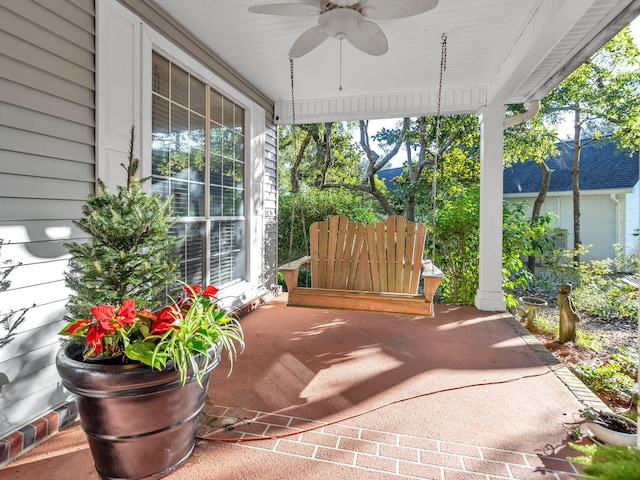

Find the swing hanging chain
[[431, 33, 447, 272], [287, 57, 310, 271], [287, 57, 296, 264]]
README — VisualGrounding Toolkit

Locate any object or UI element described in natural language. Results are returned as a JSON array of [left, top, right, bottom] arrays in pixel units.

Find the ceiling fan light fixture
[[319, 8, 362, 39], [328, 0, 360, 6]]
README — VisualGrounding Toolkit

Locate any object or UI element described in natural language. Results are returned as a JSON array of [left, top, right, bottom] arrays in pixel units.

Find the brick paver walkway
[[202, 406, 582, 480]]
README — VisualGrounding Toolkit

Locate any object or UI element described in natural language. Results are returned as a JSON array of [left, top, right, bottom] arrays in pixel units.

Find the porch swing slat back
[[279, 215, 443, 316]]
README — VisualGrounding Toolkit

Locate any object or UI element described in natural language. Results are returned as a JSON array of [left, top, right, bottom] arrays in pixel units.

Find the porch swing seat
[[279, 215, 443, 316]]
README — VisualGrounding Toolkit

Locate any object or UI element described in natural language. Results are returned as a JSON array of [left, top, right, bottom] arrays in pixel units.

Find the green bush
[[570, 443, 640, 480], [573, 280, 638, 320], [532, 244, 638, 321], [278, 188, 380, 265], [574, 348, 638, 404]]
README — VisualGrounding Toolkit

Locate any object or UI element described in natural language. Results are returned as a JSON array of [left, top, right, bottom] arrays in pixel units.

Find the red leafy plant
[[60, 284, 244, 386]]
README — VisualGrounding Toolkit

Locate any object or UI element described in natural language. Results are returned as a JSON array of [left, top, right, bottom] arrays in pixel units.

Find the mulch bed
[[523, 306, 637, 412]]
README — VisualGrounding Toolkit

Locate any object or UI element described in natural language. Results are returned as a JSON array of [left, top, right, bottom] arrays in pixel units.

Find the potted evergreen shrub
[[56, 129, 244, 480]]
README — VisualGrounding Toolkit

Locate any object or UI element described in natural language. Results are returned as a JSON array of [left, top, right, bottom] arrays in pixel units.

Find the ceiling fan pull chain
[[289, 56, 296, 124], [339, 38, 343, 91]]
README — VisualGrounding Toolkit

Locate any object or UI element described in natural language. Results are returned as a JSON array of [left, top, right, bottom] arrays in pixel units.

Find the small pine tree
[[65, 127, 180, 319]]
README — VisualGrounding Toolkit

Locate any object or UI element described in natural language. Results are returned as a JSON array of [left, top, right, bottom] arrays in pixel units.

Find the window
[[151, 52, 245, 287]]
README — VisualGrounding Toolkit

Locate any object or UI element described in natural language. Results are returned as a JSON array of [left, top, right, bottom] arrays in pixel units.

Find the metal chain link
[[287, 57, 309, 270], [431, 34, 447, 268], [289, 57, 296, 126]]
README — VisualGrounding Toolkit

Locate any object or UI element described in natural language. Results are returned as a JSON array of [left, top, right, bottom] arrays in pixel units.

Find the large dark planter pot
[[56, 342, 221, 480]]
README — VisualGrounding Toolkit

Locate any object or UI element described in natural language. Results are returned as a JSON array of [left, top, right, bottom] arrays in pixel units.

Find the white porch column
[[475, 106, 507, 312]]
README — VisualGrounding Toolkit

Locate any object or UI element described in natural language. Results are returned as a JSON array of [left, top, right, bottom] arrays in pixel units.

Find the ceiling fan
[[248, 0, 439, 58]]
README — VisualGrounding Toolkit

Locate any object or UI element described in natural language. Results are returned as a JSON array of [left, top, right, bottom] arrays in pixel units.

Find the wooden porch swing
[[280, 214, 443, 315], [279, 36, 448, 316]]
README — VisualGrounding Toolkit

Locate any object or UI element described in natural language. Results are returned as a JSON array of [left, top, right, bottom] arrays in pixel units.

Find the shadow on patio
[[1, 294, 594, 480]]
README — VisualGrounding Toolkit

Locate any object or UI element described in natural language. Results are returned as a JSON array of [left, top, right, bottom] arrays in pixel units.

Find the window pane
[[234, 104, 244, 132], [234, 159, 244, 190], [210, 88, 223, 125], [234, 132, 244, 162], [223, 187, 235, 216], [222, 158, 234, 187], [235, 189, 244, 216], [170, 179, 189, 217], [210, 185, 222, 217], [210, 221, 244, 286], [222, 97, 234, 128], [210, 154, 223, 187], [151, 96, 170, 177], [222, 129, 234, 159], [171, 222, 205, 286], [189, 113, 206, 182], [210, 123, 224, 156], [152, 178, 168, 197], [170, 105, 189, 177], [190, 76, 206, 115], [189, 182, 204, 217], [171, 64, 189, 108], [152, 52, 169, 97]]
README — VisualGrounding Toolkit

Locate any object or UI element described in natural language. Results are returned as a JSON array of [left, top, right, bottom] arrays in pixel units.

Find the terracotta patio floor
[[1, 294, 603, 480]]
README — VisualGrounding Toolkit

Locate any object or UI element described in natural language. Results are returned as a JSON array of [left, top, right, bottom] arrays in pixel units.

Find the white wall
[[506, 187, 637, 262]]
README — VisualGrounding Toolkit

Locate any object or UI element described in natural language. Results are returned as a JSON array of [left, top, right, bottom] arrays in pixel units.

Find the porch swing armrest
[[421, 259, 444, 278], [279, 256, 311, 293], [421, 259, 444, 304]]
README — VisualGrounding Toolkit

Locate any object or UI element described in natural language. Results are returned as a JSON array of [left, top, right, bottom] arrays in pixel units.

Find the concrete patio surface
[[1, 294, 601, 480]]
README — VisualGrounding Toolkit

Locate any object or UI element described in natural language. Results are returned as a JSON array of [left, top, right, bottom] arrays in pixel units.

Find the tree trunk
[[527, 160, 552, 272], [319, 123, 332, 187], [291, 132, 311, 194], [571, 110, 582, 264], [405, 140, 415, 221]]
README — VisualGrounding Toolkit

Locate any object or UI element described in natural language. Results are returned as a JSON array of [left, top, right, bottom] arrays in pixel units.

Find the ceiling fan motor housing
[[319, 8, 363, 39]]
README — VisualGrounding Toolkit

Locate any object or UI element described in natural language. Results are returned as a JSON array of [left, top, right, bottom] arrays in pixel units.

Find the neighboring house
[[377, 167, 405, 191], [378, 142, 639, 263], [503, 142, 639, 261], [0, 0, 278, 452]]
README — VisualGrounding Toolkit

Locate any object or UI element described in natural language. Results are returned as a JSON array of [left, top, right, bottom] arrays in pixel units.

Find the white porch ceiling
[[150, 0, 640, 124]]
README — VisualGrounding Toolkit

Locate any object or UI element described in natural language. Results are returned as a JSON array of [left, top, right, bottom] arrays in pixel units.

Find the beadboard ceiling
[[150, 0, 640, 123]]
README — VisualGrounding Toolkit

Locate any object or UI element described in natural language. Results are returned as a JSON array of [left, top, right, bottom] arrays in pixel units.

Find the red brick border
[[0, 401, 77, 467]]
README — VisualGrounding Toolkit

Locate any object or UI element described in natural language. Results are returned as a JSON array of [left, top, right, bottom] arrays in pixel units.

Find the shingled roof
[[503, 141, 638, 194], [377, 167, 404, 190]]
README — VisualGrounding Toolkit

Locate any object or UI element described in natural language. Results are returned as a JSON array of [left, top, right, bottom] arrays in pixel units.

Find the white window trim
[[97, 0, 267, 303]]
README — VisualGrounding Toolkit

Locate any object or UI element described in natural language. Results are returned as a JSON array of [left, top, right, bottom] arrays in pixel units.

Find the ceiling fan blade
[[289, 26, 329, 57], [248, 2, 321, 16], [346, 21, 388, 56], [361, 0, 438, 20]]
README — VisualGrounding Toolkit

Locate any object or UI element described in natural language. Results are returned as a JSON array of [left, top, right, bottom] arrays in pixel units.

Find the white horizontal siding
[[0, 0, 94, 439], [0, 173, 93, 200], [263, 121, 278, 288], [0, 78, 94, 126], [0, 257, 70, 289], [0, 102, 94, 145], [1, 198, 86, 221], [0, 219, 86, 242], [0, 375, 67, 440], [0, 126, 95, 163], [0, 304, 67, 362], [0, 150, 94, 182]]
